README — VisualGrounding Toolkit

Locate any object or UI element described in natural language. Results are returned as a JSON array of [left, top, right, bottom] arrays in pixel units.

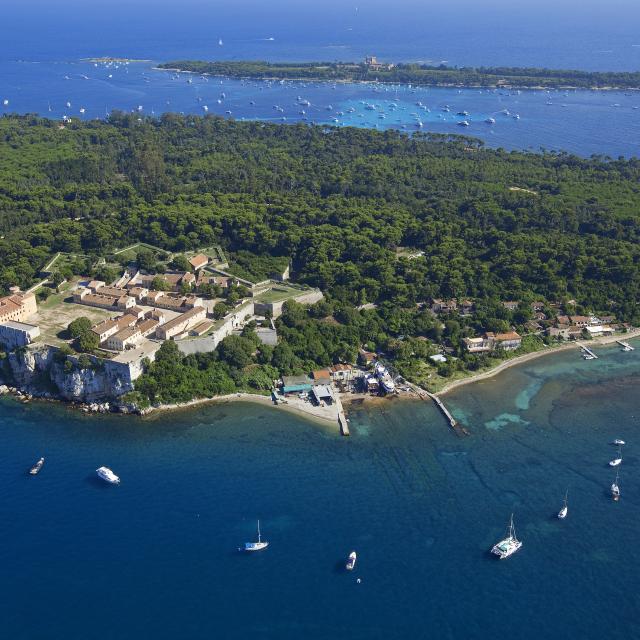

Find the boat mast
[[509, 513, 516, 539], [257, 519, 261, 543]]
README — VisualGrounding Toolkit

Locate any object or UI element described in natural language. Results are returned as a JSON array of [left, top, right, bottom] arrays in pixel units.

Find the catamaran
[[611, 471, 620, 501], [346, 551, 357, 571], [491, 514, 522, 559], [241, 520, 269, 552], [558, 490, 568, 519]]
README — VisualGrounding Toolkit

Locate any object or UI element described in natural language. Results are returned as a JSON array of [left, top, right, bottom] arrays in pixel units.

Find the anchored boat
[[611, 471, 620, 501], [29, 457, 45, 476], [346, 551, 357, 571], [96, 466, 120, 484], [491, 514, 522, 559], [241, 520, 269, 552], [558, 490, 568, 519]]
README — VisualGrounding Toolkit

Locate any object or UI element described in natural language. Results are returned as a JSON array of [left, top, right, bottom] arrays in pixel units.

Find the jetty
[[617, 340, 634, 351], [407, 382, 469, 436], [577, 342, 598, 359], [336, 395, 350, 436]]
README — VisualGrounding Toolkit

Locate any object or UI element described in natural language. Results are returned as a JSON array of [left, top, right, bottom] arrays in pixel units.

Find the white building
[[0, 321, 40, 349]]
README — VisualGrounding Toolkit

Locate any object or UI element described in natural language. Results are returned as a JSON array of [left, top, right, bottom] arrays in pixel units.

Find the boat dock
[[577, 342, 598, 359], [336, 396, 350, 436], [617, 340, 635, 351], [427, 392, 469, 436]]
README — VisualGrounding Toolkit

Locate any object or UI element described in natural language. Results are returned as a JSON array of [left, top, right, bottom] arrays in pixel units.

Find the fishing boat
[[611, 471, 620, 501], [558, 490, 568, 519], [241, 520, 269, 552], [609, 446, 623, 466], [96, 466, 120, 484], [346, 551, 357, 571], [29, 457, 45, 476], [491, 514, 522, 559]]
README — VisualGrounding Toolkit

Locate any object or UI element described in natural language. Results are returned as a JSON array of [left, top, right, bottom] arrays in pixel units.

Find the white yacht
[[374, 362, 396, 393], [346, 551, 357, 571], [96, 466, 120, 484], [612, 439, 626, 446], [611, 471, 620, 501], [558, 490, 568, 519], [609, 446, 623, 466], [2, 99, 8, 106], [29, 457, 45, 476], [457, 120, 470, 126], [491, 514, 522, 559], [241, 520, 268, 552]]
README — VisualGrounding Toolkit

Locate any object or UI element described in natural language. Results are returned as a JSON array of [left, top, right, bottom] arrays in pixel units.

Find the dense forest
[[159, 60, 640, 89], [1, 112, 640, 395]]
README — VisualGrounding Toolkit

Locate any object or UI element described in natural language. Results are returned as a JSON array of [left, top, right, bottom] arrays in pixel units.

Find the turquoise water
[[1, 341, 638, 639]]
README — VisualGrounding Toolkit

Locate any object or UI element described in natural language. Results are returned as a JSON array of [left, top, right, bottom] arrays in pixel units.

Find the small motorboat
[[96, 466, 120, 484], [241, 520, 268, 552], [29, 457, 45, 475], [612, 439, 626, 446], [558, 490, 568, 519], [346, 551, 357, 571]]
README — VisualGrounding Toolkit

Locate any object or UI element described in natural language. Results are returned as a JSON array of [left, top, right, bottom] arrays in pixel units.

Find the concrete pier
[[577, 342, 598, 359], [336, 396, 350, 436], [617, 340, 634, 351]]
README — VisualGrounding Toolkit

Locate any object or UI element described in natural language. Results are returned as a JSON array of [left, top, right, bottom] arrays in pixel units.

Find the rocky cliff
[[3, 344, 137, 403]]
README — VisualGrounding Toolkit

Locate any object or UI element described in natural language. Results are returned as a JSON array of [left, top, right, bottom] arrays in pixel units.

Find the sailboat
[[611, 471, 620, 501], [609, 446, 623, 467], [558, 490, 568, 519], [491, 513, 522, 559], [346, 551, 357, 571], [241, 520, 269, 552]]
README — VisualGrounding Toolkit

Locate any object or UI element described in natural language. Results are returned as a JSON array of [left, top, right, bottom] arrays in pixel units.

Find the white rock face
[[7, 345, 136, 402]]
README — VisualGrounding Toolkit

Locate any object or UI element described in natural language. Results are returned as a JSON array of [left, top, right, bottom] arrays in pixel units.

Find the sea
[[0, 341, 638, 639], [2, 0, 640, 157]]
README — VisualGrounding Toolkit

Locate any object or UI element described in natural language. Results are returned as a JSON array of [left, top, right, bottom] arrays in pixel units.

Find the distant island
[[158, 58, 640, 90]]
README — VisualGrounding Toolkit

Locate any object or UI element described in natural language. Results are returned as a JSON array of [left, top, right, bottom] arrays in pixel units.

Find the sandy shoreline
[[437, 330, 640, 396], [145, 391, 338, 428]]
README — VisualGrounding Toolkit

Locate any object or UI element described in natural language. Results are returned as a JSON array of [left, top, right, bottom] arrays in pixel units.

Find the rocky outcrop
[[5, 344, 138, 403]]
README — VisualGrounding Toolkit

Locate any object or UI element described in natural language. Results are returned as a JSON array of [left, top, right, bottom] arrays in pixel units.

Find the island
[[157, 58, 640, 90], [0, 112, 638, 425]]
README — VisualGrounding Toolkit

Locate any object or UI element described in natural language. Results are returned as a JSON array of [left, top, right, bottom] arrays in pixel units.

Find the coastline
[[143, 391, 339, 429], [437, 329, 640, 396]]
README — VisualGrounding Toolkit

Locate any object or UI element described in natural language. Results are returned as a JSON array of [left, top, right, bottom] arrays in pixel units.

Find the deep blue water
[[2, 0, 640, 156], [1, 341, 639, 639]]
